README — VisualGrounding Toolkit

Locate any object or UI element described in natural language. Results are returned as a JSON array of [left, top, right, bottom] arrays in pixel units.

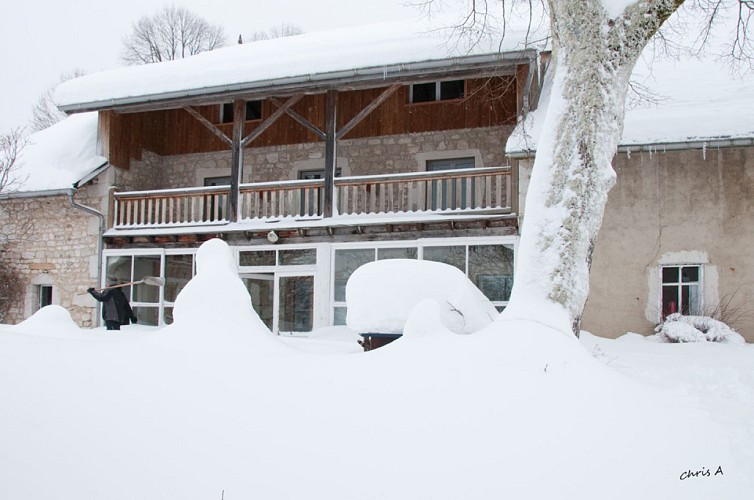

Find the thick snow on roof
[[55, 17, 541, 110], [507, 10, 754, 152], [9, 112, 106, 193]]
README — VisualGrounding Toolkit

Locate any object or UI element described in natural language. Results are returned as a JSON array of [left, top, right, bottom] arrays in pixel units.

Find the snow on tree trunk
[[501, 0, 683, 336]]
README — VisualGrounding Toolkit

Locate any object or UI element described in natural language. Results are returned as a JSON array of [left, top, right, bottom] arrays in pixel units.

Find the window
[[331, 243, 514, 324], [662, 265, 701, 317], [297, 169, 341, 216], [36, 285, 53, 310], [426, 157, 476, 210], [409, 80, 465, 103], [220, 100, 262, 123]]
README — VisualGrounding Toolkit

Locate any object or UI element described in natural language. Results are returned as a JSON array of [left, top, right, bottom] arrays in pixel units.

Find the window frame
[[219, 100, 263, 124], [408, 79, 466, 104], [660, 264, 703, 318]]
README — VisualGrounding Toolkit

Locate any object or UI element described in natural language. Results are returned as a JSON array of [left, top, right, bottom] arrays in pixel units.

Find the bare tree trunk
[[501, 0, 683, 335]]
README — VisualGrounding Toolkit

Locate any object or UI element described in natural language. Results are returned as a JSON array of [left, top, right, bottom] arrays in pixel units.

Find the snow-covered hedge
[[652, 313, 746, 345]]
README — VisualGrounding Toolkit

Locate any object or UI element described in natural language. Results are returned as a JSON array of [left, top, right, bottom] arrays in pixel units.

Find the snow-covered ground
[[1, 240, 751, 499]]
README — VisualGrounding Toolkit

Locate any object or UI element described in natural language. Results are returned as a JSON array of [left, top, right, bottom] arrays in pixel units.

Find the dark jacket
[[88, 287, 137, 325]]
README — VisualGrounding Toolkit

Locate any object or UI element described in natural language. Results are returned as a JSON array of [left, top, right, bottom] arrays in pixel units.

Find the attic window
[[409, 80, 465, 104], [220, 100, 262, 123]]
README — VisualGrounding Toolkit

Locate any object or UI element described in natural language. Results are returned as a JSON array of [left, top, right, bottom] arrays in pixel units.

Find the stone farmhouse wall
[[0, 181, 105, 326], [123, 125, 513, 190]]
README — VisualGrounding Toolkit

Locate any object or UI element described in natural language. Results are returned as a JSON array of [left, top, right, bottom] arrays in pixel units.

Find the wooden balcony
[[109, 166, 514, 231]]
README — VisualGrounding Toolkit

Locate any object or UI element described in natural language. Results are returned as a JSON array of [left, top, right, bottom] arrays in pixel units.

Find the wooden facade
[[102, 77, 519, 170]]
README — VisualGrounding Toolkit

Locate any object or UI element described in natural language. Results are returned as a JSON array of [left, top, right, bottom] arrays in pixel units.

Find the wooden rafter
[[240, 95, 303, 147], [182, 106, 232, 147], [269, 97, 326, 139], [337, 83, 401, 139]]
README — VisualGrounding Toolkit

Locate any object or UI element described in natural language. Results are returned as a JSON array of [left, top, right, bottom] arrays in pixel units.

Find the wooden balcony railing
[[336, 166, 512, 216], [110, 166, 513, 229]]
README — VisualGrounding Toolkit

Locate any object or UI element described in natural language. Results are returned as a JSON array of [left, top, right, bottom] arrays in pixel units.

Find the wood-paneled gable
[[103, 76, 518, 170]]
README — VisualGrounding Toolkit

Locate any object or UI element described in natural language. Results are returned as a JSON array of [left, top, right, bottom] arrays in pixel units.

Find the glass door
[[242, 273, 274, 331], [241, 272, 315, 336], [277, 274, 314, 336]]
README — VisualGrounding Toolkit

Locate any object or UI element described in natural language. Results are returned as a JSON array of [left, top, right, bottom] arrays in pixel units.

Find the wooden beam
[[323, 89, 338, 218], [182, 106, 232, 147], [269, 97, 326, 140], [240, 95, 303, 147], [337, 83, 401, 139], [227, 99, 246, 223]]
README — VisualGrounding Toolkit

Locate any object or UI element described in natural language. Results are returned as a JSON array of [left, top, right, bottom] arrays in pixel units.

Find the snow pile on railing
[[652, 313, 746, 345]]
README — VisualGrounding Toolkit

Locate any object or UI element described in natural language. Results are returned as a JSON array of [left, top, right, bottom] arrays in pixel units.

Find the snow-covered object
[[15, 305, 82, 336], [507, 6, 754, 153], [345, 259, 498, 335], [653, 313, 746, 345], [171, 238, 271, 336], [402, 298, 459, 339], [10, 112, 106, 192], [55, 18, 544, 110]]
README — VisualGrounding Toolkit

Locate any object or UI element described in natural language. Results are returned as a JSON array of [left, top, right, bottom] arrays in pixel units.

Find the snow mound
[[15, 305, 82, 336], [346, 259, 498, 335], [171, 238, 271, 336], [653, 314, 746, 345]]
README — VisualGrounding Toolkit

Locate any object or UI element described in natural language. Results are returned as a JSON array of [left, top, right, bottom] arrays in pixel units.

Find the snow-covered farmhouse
[[1, 19, 753, 343]]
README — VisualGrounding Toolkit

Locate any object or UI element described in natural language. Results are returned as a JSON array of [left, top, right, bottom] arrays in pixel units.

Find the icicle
[[625, 146, 631, 159], [702, 142, 707, 160]]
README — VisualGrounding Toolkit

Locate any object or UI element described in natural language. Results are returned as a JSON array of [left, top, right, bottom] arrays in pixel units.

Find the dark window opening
[[440, 80, 465, 100], [220, 100, 262, 123], [410, 82, 437, 103], [409, 80, 465, 103], [38, 285, 53, 310]]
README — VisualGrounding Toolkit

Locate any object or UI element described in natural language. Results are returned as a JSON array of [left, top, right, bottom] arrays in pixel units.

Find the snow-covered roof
[[507, 12, 754, 153], [54, 18, 540, 113], [5, 112, 107, 194]]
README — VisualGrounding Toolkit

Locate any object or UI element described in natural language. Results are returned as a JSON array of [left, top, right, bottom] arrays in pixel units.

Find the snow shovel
[[91, 276, 165, 292]]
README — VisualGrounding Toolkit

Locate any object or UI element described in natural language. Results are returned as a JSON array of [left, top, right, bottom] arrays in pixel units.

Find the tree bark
[[501, 0, 684, 335]]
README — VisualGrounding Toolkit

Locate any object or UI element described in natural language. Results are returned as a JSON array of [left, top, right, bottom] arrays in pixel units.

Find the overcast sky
[[0, 0, 423, 133]]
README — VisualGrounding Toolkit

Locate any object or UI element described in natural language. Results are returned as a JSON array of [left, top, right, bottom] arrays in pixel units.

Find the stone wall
[[125, 125, 513, 190], [0, 182, 105, 326]]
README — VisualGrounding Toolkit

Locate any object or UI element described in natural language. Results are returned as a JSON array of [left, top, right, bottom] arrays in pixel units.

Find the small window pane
[[221, 103, 234, 123], [377, 248, 417, 260], [133, 255, 161, 303], [682, 266, 699, 283], [279, 276, 314, 333], [411, 82, 436, 103], [106, 256, 132, 287], [440, 80, 464, 100], [165, 254, 193, 303], [39, 286, 53, 309], [334, 249, 375, 301], [239, 251, 276, 267], [423, 246, 466, 273], [662, 267, 679, 284], [164, 307, 174, 325], [469, 245, 514, 302], [662, 284, 679, 316], [246, 100, 262, 120], [132, 306, 159, 326], [333, 307, 347, 326], [279, 249, 316, 265]]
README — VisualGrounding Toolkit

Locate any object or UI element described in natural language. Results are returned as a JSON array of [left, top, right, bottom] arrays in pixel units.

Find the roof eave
[[59, 50, 538, 114]]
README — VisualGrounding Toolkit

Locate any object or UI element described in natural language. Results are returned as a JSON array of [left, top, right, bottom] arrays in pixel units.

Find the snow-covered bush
[[653, 313, 746, 345]]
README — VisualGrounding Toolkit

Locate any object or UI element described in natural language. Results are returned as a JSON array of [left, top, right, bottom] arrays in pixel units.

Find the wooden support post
[[323, 89, 338, 218], [227, 99, 246, 223]]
